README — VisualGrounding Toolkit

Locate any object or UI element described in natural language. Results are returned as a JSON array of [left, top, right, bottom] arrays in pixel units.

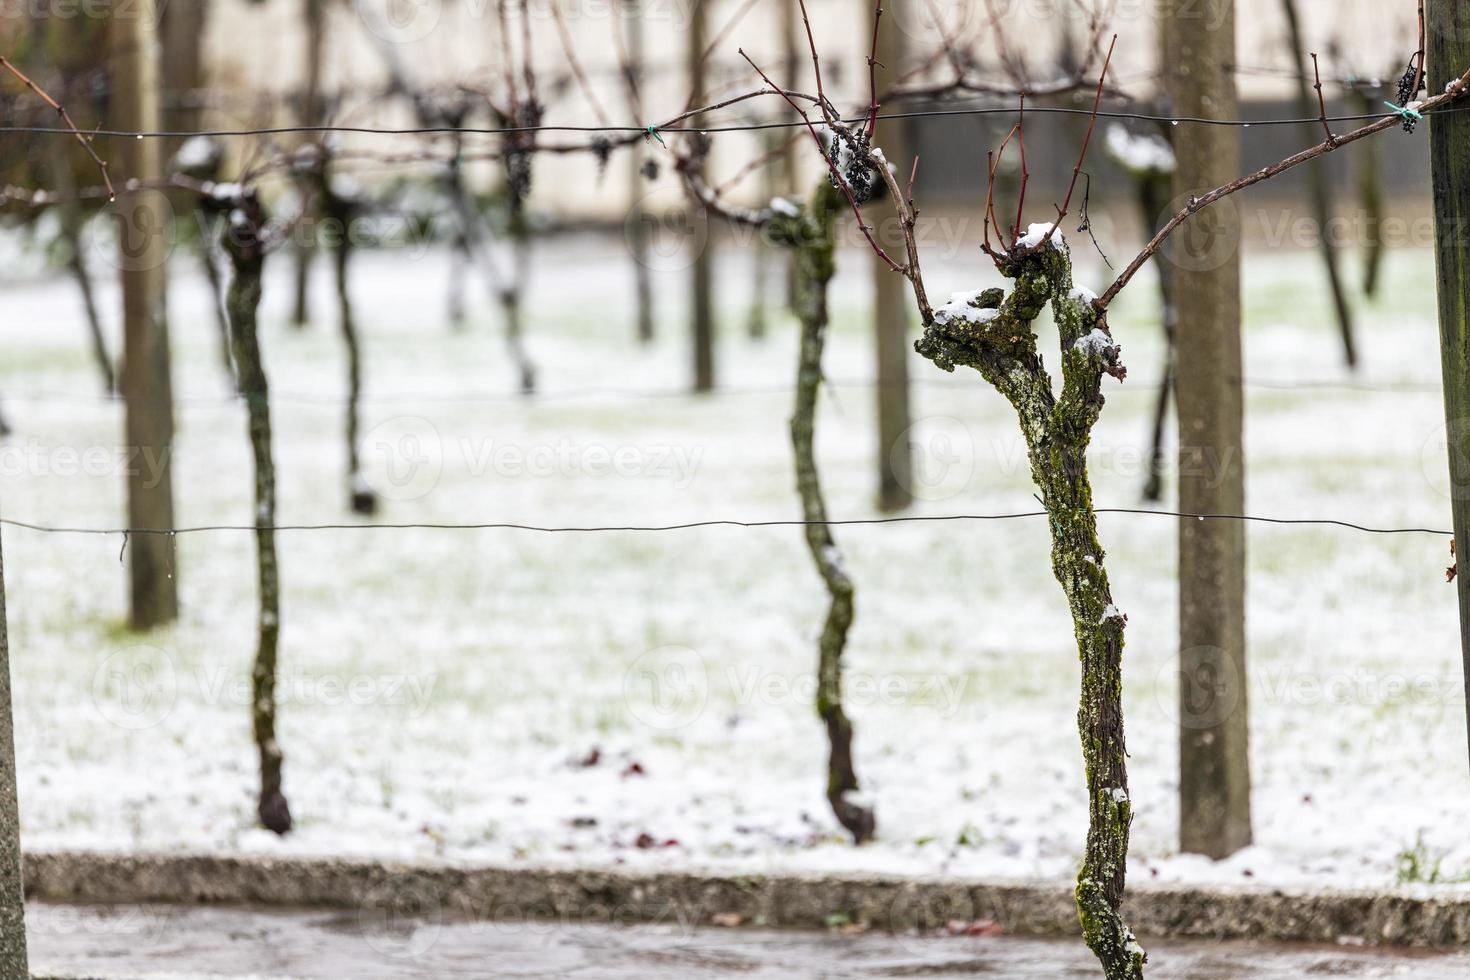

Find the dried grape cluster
[[825, 127, 879, 205], [1395, 57, 1425, 133]]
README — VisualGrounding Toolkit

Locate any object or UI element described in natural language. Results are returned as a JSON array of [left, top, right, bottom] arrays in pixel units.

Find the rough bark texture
[[916, 241, 1142, 979], [318, 167, 376, 515], [687, 0, 716, 392], [1163, 0, 1253, 860], [112, 0, 179, 630], [779, 182, 875, 845], [1278, 0, 1356, 366], [0, 531, 30, 978], [1428, 1, 1470, 770], [222, 195, 292, 837], [870, 1, 914, 513]]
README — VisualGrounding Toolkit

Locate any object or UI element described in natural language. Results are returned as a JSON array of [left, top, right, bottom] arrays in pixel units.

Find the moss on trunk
[[916, 241, 1142, 978], [776, 182, 875, 844], [222, 192, 292, 836]]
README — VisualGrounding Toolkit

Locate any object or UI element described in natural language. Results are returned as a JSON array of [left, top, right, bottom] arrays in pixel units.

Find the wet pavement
[[24, 902, 1470, 978]]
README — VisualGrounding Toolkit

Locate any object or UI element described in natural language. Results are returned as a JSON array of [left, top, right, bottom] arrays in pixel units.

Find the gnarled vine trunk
[[916, 241, 1142, 978], [222, 193, 292, 836], [316, 163, 375, 515], [779, 182, 874, 844]]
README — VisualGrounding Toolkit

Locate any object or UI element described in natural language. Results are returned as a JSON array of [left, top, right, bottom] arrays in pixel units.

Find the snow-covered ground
[[1, 232, 1465, 893]]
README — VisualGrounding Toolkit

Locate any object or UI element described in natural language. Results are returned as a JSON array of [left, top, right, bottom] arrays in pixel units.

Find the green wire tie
[[643, 126, 666, 146], [1385, 100, 1424, 122]]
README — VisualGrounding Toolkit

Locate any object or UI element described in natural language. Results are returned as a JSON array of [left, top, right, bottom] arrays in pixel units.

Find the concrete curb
[[20, 850, 1470, 947]]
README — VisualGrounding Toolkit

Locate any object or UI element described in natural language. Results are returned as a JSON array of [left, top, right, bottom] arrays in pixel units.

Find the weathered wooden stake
[[0, 528, 29, 977], [112, 0, 180, 630], [1428, 0, 1470, 770], [870, 0, 914, 512], [621, 0, 655, 344], [1164, 0, 1253, 859], [687, 0, 716, 391]]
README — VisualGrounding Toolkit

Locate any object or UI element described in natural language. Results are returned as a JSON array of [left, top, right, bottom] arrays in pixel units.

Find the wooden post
[[113, 0, 180, 629], [687, 0, 716, 391], [0, 529, 29, 978], [1428, 0, 1470, 769], [159, 0, 210, 158], [622, 0, 654, 344], [870, 0, 913, 512], [1163, 0, 1252, 858], [291, 0, 327, 328]]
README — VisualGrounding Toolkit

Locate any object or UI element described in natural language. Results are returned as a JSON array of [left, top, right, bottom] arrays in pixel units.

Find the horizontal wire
[[5, 101, 1467, 142], [0, 509, 1449, 537], [0, 375, 1441, 408]]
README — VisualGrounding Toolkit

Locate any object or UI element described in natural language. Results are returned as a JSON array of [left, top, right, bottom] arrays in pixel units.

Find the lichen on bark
[[916, 240, 1141, 978], [774, 181, 875, 844], [221, 191, 292, 836]]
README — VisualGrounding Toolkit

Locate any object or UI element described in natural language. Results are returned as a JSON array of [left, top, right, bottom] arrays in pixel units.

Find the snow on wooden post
[[1163, 0, 1253, 859], [1428, 0, 1470, 769], [112, 0, 180, 630], [870, 0, 914, 514], [0, 530, 28, 978]]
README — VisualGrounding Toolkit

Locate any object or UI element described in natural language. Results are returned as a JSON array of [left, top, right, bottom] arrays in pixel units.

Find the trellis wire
[[0, 510, 1450, 537], [6, 100, 1470, 143]]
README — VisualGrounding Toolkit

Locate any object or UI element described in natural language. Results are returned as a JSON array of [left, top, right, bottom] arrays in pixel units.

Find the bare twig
[[549, 0, 611, 127], [0, 55, 114, 200], [794, 0, 838, 122], [1097, 61, 1470, 310], [738, 48, 904, 272], [1311, 53, 1337, 145], [1026, 33, 1117, 255], [864, 0, 885, 137]]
